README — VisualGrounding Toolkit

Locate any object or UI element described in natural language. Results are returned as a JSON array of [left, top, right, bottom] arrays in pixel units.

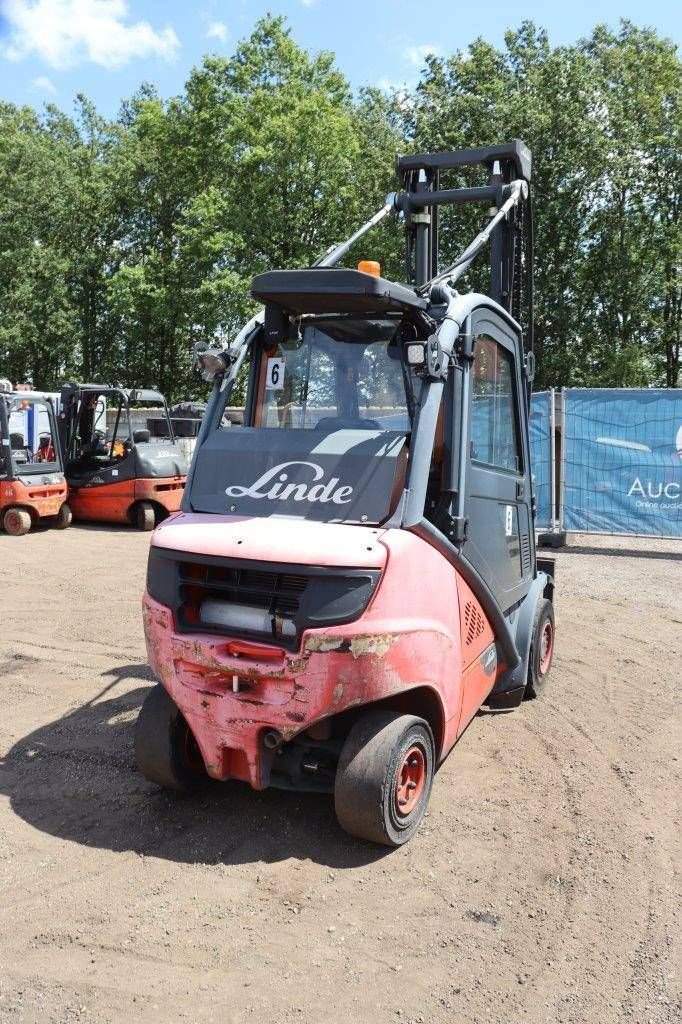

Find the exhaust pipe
[[263, 729, 283, 750]]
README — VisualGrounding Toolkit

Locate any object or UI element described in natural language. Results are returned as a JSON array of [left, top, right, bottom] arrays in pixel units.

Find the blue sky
[[0, 0, 679, 118]]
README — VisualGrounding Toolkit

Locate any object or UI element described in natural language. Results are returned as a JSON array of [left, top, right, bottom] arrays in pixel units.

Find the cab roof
[[63, 383, 167, 404], [251, 268, 428, 316]]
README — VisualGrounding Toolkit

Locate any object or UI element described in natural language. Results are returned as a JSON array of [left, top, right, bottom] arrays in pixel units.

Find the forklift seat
[[80, 431, 108, 458], [9, 433, 30, 464], [133, 429, 151, 444]]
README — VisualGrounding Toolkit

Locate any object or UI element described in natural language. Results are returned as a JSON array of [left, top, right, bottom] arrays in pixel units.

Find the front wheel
[[135, 502, 156, 531], [334, 711, 435, 847], [3, 506, 31, 536], [135, 684, 208, 792], [525, 598, 555, 699], [53, 503, 72, 529]]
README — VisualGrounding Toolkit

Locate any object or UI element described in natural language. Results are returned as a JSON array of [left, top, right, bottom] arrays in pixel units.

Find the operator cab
[[0, 387, 70, 536], [188, 268, 436, 527], [0, 392, 63, 480], [188, 262, 533, 614], [59, 384, 185, 486]]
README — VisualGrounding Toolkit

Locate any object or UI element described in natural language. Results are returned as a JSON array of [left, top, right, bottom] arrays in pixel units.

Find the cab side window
[[470, 336, 521, 473]]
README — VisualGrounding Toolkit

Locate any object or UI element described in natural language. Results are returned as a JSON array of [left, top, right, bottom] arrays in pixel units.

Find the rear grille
[[178, 561, 309, 645], [464, 600, 485, 646], [147, 548, 381, 653]]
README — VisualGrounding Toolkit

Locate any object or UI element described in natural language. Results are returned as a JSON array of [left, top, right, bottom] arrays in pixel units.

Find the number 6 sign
[[266, 357, 285, 390]]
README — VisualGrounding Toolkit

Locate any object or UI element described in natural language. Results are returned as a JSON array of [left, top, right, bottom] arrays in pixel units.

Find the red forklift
[[0, 385, 71, 535], [58, 384, 188, 530], [136, 142, 556, 845]]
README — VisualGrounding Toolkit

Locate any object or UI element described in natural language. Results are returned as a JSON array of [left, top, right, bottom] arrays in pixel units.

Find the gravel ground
[[0, 525, 680, 1024]]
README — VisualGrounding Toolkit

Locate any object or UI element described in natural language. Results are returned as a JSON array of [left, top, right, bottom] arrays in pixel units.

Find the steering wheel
[[80, 429, 108, 457]]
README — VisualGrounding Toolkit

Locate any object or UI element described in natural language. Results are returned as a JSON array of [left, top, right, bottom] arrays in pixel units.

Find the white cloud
[[206, 20, 228, 43], [376, 76, 405, 92], [1, 0, 180, 70], [403, 43, 441, 67], [31, 73, 57, 94], [300, 0, 317, 7]]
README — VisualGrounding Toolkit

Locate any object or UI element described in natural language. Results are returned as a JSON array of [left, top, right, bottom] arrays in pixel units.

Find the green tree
[[0, 15, 678, 395], [45, 97, 126, 384], [409, 20, 681, 387], [184, 16, 375, 272], [580, 22, 681, 386], [0, 102, 79, 386]]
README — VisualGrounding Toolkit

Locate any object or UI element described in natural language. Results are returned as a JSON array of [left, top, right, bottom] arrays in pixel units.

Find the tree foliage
[[0, 15, 678, 398]]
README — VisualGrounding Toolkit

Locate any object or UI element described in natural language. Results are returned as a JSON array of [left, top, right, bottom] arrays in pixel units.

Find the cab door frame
[[462, 306, 534, 613]]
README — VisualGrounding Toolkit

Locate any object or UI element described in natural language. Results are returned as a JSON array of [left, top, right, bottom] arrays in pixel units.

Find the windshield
[[108, 399, 174, 447], [253, 317, 412, 433], [2, 397, 60, 475], [190, 316, 415, 525], [66, 392, 174, 473]]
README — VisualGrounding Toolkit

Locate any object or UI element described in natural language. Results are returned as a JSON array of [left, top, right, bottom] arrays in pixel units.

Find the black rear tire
[[525, 598, 555, 699], [54, 503, 72, 529], [135, 502, 156, 531], [3, 507, 31, 536], [135, 684, 208, 792], [334, 711, 434, 847]]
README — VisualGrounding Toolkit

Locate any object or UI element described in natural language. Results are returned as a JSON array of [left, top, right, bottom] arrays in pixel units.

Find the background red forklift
[[58, 384, 188, 530], [0, 384, 71, 535], [136, 141, 556, 846]]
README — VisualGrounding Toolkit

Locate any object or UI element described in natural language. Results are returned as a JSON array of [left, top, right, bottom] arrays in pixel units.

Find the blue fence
[[529, 390, 554, 530], [563, 388, 682, 537]]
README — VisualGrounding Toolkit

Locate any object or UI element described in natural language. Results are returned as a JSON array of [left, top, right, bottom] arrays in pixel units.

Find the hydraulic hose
[[313, 200, 395, 269]]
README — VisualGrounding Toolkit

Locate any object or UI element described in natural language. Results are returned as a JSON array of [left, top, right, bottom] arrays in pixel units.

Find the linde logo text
[[226, 461, 353, 505]]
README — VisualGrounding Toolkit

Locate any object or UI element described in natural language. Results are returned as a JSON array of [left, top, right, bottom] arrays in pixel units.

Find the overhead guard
[[251, 268, 428, 315]]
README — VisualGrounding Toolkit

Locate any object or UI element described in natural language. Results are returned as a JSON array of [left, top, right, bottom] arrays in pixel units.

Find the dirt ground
[[0, 525, 679, 1024]]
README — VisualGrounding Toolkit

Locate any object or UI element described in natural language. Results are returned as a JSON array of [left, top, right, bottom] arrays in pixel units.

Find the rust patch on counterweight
[[348, 634, 395, 659], [304, 635, 346, 654], [304, 633, 395, 659]]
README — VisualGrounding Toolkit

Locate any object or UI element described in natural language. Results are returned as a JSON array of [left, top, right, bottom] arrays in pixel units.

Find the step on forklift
[[136, 141, 556, 846], [58, 385, 188, 530], [0, 384, 71, 535]]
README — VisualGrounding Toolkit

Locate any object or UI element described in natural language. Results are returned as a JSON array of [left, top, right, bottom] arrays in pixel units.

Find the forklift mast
[[395, 140, 534, 382]]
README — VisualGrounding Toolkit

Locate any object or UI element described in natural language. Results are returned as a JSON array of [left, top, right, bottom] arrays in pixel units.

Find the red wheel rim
[[539, 620, 554, 675], [5, 511, 25, 535], [395, 745, 426, 816]]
